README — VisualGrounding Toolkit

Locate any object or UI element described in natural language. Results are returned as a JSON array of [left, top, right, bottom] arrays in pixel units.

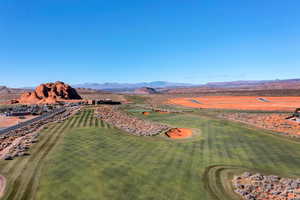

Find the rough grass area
[[1, 108, 300, 200], [124, 95, 150, 104]]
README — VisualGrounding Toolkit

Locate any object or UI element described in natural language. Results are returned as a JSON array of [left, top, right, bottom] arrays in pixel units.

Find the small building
[[286, 108, 300, 122], [294, 108, 300, 118], [5, 111, 31, 117], [97, 99, 121, 105], [87, 100, 96, 105]]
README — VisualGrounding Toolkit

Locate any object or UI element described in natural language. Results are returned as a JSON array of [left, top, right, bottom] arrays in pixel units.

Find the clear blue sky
[[1, 0, 300, 87]]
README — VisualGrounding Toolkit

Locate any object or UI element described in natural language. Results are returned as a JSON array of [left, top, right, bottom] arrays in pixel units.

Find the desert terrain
[[0, 115, 37, 129], [167, 96, 300, 111], [0, 81, 299, 200]]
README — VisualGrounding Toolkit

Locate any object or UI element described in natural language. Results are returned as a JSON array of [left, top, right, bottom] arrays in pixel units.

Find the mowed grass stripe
[[2, 122, 65, 175], [1, 112, 76, 200], [78, 110, 89, 127], [2, 108, 300, 200], [68, 114, 81, 129], [95, 117, 100, 127], [99, 120, 105, 128], [88, 110, 95, 127], [19, 120, 74, 200], [8, 118, 73, 200], [72, 112, 84, 128], [76, 111, 85, 126], [223, 124, 260, 168], [82, 110, 92, 127]]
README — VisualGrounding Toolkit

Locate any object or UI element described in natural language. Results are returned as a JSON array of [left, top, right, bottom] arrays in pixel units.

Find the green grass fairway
[[1, 108, 300, 200]]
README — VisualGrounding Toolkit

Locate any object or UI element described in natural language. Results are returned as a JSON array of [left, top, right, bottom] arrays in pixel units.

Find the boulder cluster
[[220, 113, 300, 137], [95, 106, 170, 136], [2, 133, 38, 160], [17, 81, 82, 104], [233, 172, 300, 200]]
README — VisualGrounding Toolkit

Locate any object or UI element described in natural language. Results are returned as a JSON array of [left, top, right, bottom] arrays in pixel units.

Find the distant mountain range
[[72, 81, 196, 92], [0, 86, 30, 94], [0, 86, 32, 103], [2, 78, 300, 95], [204, 79, 300, 88], [72, 79, 300, 93], [165, 79, 300, 94]]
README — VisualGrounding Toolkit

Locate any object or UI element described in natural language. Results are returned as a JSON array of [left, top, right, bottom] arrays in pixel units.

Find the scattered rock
[[95, 106, 169, 136], [233, 172, 300, 200]]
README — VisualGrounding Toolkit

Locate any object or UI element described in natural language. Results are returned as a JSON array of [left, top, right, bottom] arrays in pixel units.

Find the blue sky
[[1, 0, 300, 87]]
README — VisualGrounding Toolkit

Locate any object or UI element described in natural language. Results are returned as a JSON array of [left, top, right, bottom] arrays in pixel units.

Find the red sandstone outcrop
[[18, 81, 82, 104]]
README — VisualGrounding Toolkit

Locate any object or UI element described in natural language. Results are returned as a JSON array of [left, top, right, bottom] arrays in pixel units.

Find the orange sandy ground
[[142, 110, 169, 116], [165, 128, 192, 139], [167, 96, 300, 111], [142, 112, 150, 116], [0, 115, 37, 128], [221, 113, 300, 136]]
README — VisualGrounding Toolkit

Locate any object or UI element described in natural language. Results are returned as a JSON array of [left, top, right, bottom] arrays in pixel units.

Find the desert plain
[[0, 81, 299, 200]]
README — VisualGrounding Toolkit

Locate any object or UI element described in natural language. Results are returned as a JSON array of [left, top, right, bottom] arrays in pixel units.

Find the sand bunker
[[142, 111, 150, 116], [168, 96, 300, 111], [166, 128, 192, 139], [142, 110, 170, 115], [0, 175, 6, 198]]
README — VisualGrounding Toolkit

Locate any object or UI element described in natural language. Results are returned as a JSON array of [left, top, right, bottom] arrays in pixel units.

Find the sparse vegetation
[[125, 95, 150, 104]]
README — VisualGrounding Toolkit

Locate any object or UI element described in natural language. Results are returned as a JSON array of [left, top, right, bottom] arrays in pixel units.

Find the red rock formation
[[18, 81, 82, 104]]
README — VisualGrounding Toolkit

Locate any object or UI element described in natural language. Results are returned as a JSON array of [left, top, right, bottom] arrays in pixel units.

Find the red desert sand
[[142, 110, 169, 115], [142, 111, 150, 116], [168, 96, 300, 111], [166, 128, 192, 139], [0, 115, 37, 128]]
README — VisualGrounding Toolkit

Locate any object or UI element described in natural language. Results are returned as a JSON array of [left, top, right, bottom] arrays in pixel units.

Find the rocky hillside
[[0, 86, 31, 103], [134, 87, 159, 94], [164, 79, 300, 95]]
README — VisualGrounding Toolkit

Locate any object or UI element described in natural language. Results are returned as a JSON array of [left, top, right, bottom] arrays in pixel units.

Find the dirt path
[[0, 175, 6, 198]]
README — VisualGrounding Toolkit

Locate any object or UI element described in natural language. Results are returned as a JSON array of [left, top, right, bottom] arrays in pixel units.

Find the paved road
[[0, 108, 66, 135]]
